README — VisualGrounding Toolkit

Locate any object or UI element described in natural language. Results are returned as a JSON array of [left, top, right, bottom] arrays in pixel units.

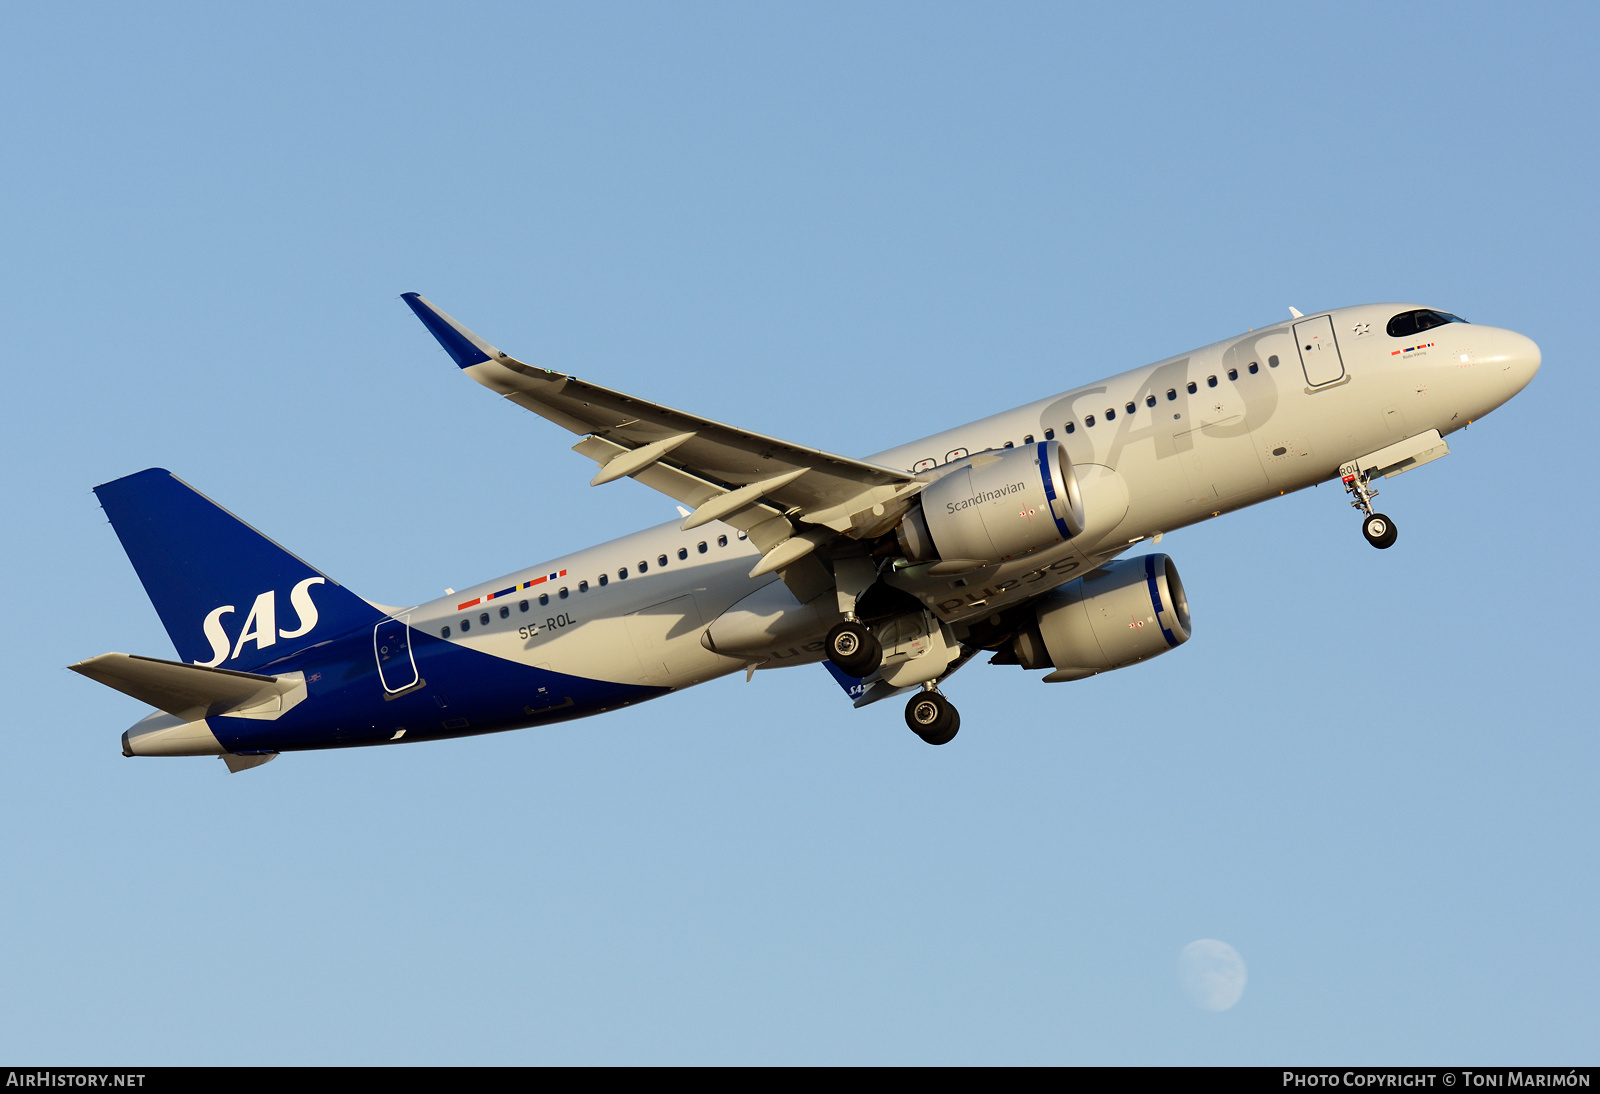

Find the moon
[[1178, 939, 1247, 1011]]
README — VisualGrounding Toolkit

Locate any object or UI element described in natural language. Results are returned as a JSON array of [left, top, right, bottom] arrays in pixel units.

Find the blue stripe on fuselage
[[205, 625, 666, 753]]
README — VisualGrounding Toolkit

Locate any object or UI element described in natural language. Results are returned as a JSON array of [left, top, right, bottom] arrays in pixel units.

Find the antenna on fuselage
[[1288, 307, 1304, 318]]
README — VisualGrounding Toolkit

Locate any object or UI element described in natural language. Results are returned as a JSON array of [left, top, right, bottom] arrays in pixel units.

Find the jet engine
[[1008, 553, 1191, 681], [895, 441, 1087, 566]]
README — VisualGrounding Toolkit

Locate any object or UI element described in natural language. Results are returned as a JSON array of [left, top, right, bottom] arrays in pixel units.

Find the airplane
[[70, 296, 1540, 770]]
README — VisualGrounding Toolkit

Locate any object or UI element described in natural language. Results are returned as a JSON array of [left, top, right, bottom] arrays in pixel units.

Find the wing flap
[[493, 353, 913, 516], [571, 435, 786, 528]]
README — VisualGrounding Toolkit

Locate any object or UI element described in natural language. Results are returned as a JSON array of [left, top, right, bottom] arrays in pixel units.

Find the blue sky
[[1, 2, 1594, 1063]]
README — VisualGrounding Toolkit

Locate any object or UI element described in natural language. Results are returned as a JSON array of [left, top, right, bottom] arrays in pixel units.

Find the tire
[[924, 708, 960, 746], [1362, 513, 1398, 550], [904, 692, 959, 745], [826, 620, 882, 677]]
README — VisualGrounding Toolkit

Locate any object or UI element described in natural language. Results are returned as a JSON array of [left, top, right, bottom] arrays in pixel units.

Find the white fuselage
[[409, 304, 1539, 692]]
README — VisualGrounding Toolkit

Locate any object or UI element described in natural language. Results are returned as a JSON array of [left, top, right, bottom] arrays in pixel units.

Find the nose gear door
[[374, 615, 420, 695], [1294, 315, 1346, 387]]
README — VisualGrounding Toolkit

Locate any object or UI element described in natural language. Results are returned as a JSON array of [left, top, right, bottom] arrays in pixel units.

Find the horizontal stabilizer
[[70, 653, 302, 721]]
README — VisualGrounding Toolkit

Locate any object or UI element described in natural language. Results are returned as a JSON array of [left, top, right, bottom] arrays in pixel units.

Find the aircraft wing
[[404, 294, 924, 587]]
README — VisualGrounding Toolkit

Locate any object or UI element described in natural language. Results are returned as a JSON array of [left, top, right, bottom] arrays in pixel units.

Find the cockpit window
[[1386, 309, 1467, 338]]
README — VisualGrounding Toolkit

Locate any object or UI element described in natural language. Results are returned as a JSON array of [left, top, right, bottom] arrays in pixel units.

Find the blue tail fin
[[822, 660, 870, 703], [95, 469, 384, 673]]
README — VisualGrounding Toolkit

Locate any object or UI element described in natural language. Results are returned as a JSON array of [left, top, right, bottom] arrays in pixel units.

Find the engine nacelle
[[897, 441, 1086, 565], [1010, 553, 1192, 681]]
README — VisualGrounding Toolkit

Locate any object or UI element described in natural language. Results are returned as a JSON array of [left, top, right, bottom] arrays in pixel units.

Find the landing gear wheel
[[905, 692, 960, 746], [826, 620, 882, 677], [1362, 512, 1398, 550]]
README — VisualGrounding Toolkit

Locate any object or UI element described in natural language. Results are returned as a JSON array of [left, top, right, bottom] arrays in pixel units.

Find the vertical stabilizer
[[94, 469, 383, 673]]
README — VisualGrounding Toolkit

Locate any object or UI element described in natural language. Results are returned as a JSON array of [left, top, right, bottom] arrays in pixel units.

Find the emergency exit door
[[1294, 315, 1346, 387]]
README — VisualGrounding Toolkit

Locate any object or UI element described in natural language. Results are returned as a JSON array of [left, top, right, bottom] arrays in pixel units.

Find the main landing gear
[[825, 619, 882, 677], [822, 598, 958, 747], [1340, 461, 1398, 550], [904, 685, 960, 746]]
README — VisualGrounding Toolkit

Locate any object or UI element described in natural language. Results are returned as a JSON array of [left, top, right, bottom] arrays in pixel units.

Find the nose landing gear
[[1361, 512, 1398, 549], [1341, 461, 1398, 550], [904, 685, 960, 745]]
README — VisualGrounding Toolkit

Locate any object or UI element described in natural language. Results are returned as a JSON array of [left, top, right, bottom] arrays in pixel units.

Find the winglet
[[401, 292, 501, 368]]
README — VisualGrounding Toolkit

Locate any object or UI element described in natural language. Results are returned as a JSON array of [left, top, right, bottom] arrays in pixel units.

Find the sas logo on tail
[[194, 577, 325, 667]]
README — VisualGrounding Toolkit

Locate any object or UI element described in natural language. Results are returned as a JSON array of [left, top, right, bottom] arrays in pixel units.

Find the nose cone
[[1502, 330, 1541, 396], [1476, 327, 1540, 400]]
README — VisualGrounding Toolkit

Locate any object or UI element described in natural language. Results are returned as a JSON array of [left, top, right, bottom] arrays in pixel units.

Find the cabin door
[[1294, 315, 1346, 387], [374, 616, 420, 694]]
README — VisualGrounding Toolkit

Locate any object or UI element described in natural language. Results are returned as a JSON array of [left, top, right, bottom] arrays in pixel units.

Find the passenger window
[[678, 547, 688, 560], [499, 606, 509, 619], [698, 541, 707, 554], [1125, 401, 1135, 414], [440, 626, 451, 638], [1207, 375, 1218, 388], [1105, 408, 1116, 420], [1268, 355, 1279, 368], [1248, 362, 1259, 374], [598, 574, 608, 586], [718, 535, 728, 547], [460, 619, 470, 632], [519, 599, 529, 612], [618, 567, 628, 579], [576, 582, 586, 593], [1043, 428, 1054, 440], [1186, 381, 1197, 394], [1023, 434, 1034, 444], [480, 612, 490, 625], [659, 554, 668, 567], [1003, 441, 1014, 448], [637, 561, 647, 573], [1065, 422, 1076, 434], [1167, 388, 1177, 401], [539, 593, 549, 606], [737, 530, 747, 540], [1145, 395, 1156, 407], [1085, 415, 1096, 427], [1227, 368, 1238, 381]]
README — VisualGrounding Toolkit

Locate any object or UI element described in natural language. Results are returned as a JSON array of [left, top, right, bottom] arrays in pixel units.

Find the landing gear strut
[[904, 685, 959, 746], [1340, 461, 1398, 550], [825, 619, 882, 677]]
